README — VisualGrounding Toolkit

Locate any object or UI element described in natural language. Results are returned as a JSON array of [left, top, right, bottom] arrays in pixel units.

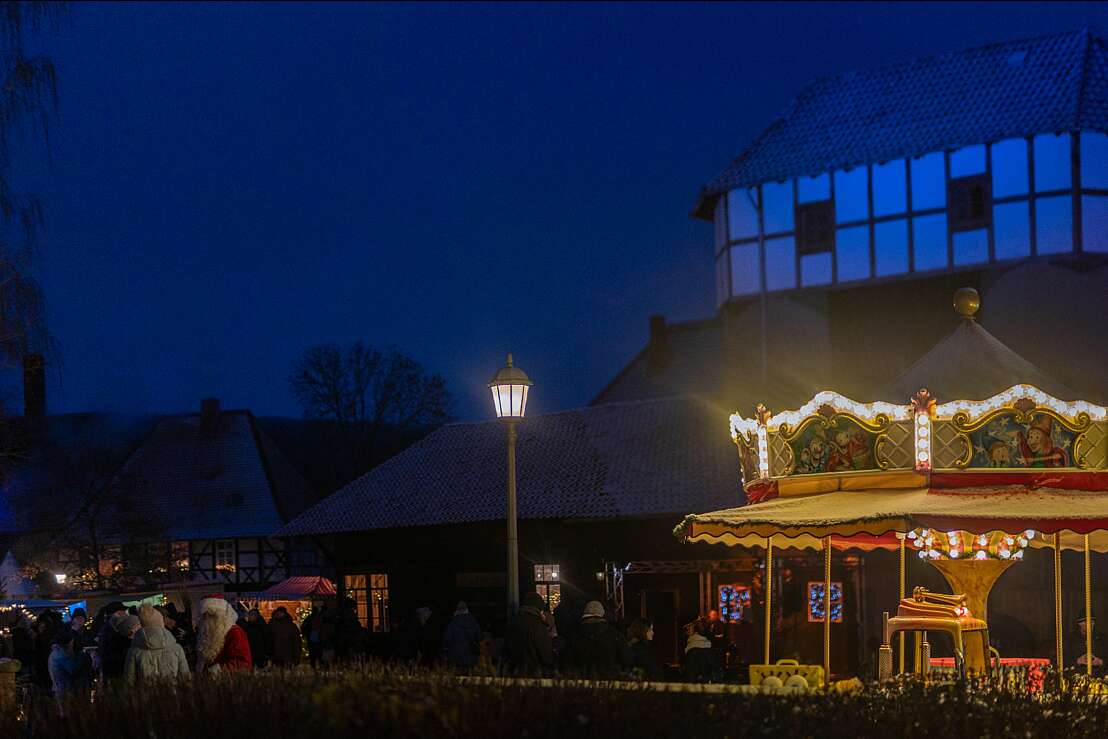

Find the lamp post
[[488, 353, 533, 618]]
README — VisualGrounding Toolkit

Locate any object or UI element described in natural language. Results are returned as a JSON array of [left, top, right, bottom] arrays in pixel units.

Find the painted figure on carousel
[[1018, 414, 1068, 468]]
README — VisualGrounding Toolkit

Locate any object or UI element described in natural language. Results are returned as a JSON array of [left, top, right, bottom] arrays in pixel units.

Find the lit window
[[534, 564, 561, 610], [1036, 195, 1073, 254], [730, 243, 760, 296], [172, 541, 190, 573], [795, 200, 834, 255], [1080, 132, 1108, 189], [994, 202, 1031, 261], [992, 138, 1029, 197], [797, 173, 830, 204], [911, 152, 945, 210], [370, 574, 390, 632], [717, 584, 751, 624], [762, 181, 794, 234], [953, 229, 989, 266], [834, 168, 868, 223], [345, 575, 368, 627], [727, 188, 759, 240], [1082, 196, 1108, 253], [215, 540, 235, 573], [912, 214, 948, 271], [807, 581, 844, 623], [872, 159, 906, 216], [948, 174, 991, 232], [950, 145, 986, 177], [764, 237, 796, 291], [875, 219, 909, 277], [835, 226, 870, 282], [1034, 133, 1072, 192]]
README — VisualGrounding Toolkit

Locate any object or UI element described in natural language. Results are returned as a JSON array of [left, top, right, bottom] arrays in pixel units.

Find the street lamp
[[54, 573, 67, 585], [489, 353, 533, 617]]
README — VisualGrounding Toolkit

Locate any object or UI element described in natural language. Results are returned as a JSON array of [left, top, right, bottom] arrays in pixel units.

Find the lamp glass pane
[[490, 387, 502, 418], [498, 385, 513, 418], [519, 385, 530, 417]]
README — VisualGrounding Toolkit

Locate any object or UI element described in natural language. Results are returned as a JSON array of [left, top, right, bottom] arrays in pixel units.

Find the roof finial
[[506, 352, 513, 367], [953, 287, 980, 320]]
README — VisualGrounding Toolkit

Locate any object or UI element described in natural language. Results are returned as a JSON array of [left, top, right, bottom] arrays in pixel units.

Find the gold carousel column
[[899, 535, 906, 673], [764, 537, 773, 665], [1054, 533, 1063, 670], [824, 535, 833, 686], [1085, 534, 1093, 677]]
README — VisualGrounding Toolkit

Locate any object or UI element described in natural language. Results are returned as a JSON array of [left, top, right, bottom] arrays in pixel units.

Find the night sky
[[16, 2, 1108, 422]]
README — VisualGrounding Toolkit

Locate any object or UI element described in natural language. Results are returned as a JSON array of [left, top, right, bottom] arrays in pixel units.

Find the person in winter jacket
[[504, 592, 555, 676], [681, 618, 718, 683], [239, 609, 273, 668], [627, 618, 662, 681], [96, 602, 128, 684], [195, 595, 252, 673], [124, 605, 190, 683], [48, 629, 91, 700], [101, 613, 140, 684], [269, 607, 302, 666], [441, 601, 481, 670], [564, 601, 632, 678]]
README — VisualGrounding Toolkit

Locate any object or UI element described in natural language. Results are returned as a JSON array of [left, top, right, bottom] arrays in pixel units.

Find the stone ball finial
[[953, 287, 980, 319]]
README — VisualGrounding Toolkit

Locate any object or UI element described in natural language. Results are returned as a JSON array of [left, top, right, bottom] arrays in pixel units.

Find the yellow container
[[748, 659, 825, 689]]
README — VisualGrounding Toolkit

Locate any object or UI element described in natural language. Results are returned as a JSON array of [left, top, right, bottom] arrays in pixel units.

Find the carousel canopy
[[677, 289, 1108, 553], [257, 576, 336, 600]]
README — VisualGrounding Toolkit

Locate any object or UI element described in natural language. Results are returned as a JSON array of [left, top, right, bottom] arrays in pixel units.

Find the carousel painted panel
[[785, 415, 881, 475]]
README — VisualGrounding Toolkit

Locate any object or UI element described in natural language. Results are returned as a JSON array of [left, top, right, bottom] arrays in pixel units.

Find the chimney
[[647, 314, 672, 375], [200, 397, 221, 434], [23, 353, 45, 429]]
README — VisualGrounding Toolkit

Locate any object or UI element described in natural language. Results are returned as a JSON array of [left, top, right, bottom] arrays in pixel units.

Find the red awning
[[257, 576, 337, 600]]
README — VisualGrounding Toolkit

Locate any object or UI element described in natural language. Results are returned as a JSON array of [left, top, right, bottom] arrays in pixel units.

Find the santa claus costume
[[195, 595, 253, 673]]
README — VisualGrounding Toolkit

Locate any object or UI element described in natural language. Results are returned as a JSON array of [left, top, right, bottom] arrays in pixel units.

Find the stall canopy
[[257, 576, 336, 600]]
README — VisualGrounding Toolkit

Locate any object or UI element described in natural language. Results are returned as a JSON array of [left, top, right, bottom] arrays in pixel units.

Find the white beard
[[195, 599, 238, 670]]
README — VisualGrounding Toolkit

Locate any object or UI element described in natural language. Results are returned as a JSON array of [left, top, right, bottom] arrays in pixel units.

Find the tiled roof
[[696, 29, 1108, 215], [276, 396, 743, 537], [109, 410, 313, 541]]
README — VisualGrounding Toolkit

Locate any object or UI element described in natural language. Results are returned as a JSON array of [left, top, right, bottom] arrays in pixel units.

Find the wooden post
[[764, 537, 773, 664], [1054, 533, 1063, 670]]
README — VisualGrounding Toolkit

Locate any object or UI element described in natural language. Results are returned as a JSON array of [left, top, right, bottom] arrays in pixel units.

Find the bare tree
[[289, 343, 449, 464]]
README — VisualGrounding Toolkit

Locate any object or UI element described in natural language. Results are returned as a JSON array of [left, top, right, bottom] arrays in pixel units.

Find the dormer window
[[948, 174, 991, 232]]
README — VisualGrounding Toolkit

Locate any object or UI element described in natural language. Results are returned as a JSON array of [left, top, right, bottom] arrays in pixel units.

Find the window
[[534, 564, 561, 610], [950, 144, 986, 177], [994, 202, 1031, 261], [730, 243, 760, 296], [717, 584, 751, 624], [875, 219, 909, 277], [172, 541, 190, 573], [834, 168, 868, 223], [727, 188, 759, 240], [1081, 132, 1108, 189], [992, 138, 1029, 197], [764, 237, 796, 291], [953, 229, 989, 266], [1036, 195, 1073, 254], [345, 575, 368, 627], [912, 214, 948, 271], [1034, 133, 1071, 192], [872, 159, 906, 216], [795, 200, 834, 255], [797, 173, 830, 204], [807, 581, 843, 623], [948, 174, 991, 232], [835, 226, 870, 281], [911, 152, 945, 210], [215, 540, 235, 573], [1082, 196, 1108, 253], [801, 253, 832, 287], [762, 181, 794, 234], [344, 574, 389, 631]]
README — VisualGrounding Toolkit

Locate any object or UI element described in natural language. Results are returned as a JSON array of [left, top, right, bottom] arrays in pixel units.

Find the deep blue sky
[[16, 2, 1108, 421]]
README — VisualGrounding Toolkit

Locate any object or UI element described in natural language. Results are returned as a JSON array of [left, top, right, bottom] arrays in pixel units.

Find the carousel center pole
[[898, 535, 906, 673], [824, 535, 832, 686], [1054, 533, 1063, 670], [1085, 534, 1093, 677], [764, 536, 773, 664]]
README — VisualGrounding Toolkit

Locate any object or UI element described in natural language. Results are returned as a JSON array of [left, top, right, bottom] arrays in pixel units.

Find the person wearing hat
[[563, 600, 632, 678], [195, 595, 252, 673], [1019, 414, 1068, 468], [48, 628, 91, 701], [124, 605, 190, 683], [269, 606, 303, 667], [1066, 610, 1105, 674], [504, 592, 554, 676], [102, 613, 141, 684], [66, 607, 93, 650]]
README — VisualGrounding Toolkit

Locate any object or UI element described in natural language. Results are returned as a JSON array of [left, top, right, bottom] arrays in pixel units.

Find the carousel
[[676, 288, 1108, 687]]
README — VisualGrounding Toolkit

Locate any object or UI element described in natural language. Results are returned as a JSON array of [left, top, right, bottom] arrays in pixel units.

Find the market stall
[[248, 576, 336, 621], [676, 289, 1108, 683]]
